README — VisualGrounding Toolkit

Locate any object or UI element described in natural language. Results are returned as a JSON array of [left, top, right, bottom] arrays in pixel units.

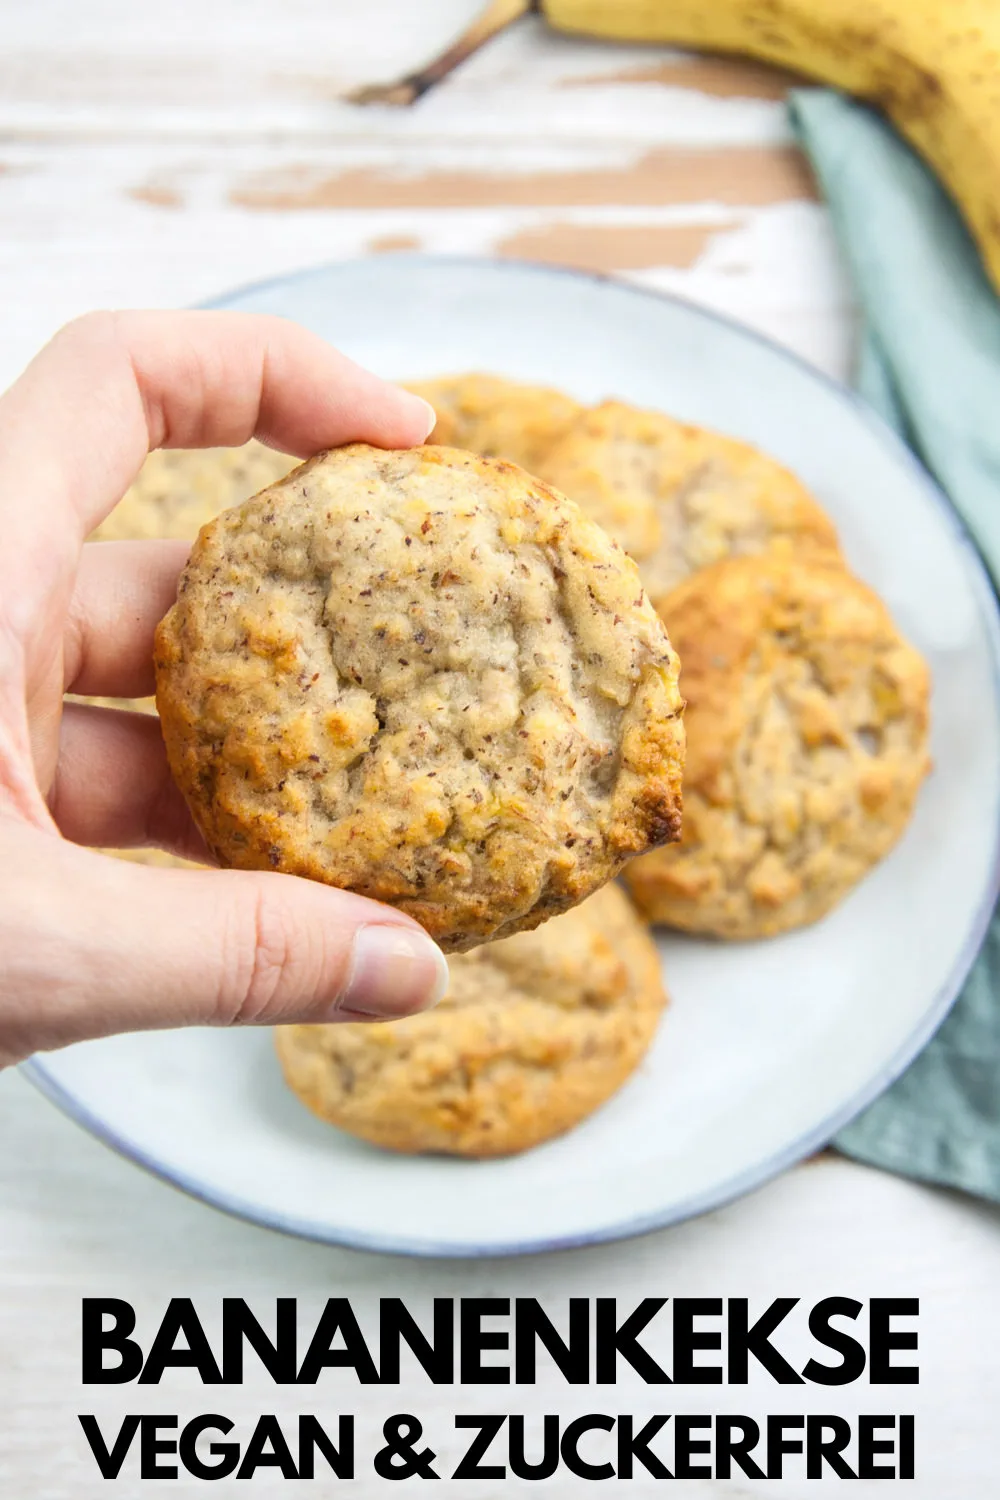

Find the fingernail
[[340, 924, 448, 1018], [412, 396, 437, 440]]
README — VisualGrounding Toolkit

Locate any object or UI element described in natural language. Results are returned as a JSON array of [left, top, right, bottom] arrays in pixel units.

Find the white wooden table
[[1, 4, 998, 1494]]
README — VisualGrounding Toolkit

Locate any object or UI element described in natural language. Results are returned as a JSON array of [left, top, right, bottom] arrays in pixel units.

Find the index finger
[[0, 309, 435, 551]]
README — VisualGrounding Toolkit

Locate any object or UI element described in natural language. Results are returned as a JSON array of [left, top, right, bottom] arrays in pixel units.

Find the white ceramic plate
[[23, 256, 1000, 1256]]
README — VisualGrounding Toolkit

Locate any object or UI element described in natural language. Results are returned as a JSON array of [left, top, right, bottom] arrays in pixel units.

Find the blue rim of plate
[[21, 253, 1000, 1258]]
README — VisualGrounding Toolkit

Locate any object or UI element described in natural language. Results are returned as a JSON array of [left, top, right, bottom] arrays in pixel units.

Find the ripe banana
[[351, 0, 1000, 293]]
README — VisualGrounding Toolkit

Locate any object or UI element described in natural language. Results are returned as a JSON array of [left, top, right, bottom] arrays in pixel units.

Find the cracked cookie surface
[[624, 553, 930, 939], [155, 443, 685, 951], [407, 373, 582, 475], [274, 882, 666, 1157], [537, 400, 841, 595]]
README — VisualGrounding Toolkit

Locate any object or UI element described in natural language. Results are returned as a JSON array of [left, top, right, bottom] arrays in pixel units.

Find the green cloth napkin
[[789, 88, 1000, 1198]]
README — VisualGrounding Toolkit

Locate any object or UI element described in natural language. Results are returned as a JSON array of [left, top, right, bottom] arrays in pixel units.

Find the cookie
[[537, 401, 841, 596], [93, 440, 296, 542], [155, 443, 685, 952], [624, 553, 930, 939], [274, 882, 666, 1157], [407, 373, 582, 475]]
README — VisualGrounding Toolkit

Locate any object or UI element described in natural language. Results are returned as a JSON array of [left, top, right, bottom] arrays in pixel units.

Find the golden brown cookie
[[407, 373, 582, 474], [624, 553, 931, 939], [155, 443, 685, 952], [538, 400, 841, 595], [92, 440, 296, 542], [274, 882, 666, 1157]]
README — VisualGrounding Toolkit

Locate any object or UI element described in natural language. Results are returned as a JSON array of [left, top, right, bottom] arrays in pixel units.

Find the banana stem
[[347, 0, 536, 106]]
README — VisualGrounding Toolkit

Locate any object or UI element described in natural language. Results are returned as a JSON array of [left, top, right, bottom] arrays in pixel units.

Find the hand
[[0, 310, 448, 1068]]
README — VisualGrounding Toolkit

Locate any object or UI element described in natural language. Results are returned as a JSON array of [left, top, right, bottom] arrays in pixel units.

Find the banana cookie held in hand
[[625, 552, 930, 939], [275, 882, 667, 1158], [154, 443, 685, 952]]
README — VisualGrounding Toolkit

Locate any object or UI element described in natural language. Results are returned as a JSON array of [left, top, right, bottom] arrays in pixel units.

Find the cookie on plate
[[83, 441, 296, 744], [407, 373, 582, 475], [155, 443, 685, 952], [537, 400, 841, 596], [92, 440, 296, 542], [274, 882, 666, 1157], [624, 552, 931, 939], [83, 443, 295, 869]]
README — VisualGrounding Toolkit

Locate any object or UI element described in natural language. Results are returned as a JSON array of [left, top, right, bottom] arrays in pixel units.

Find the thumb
[[0, 824, 449, 1066]]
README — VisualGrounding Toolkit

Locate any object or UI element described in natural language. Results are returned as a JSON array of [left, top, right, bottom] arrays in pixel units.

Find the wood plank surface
[[0, 0, 853, 384]]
